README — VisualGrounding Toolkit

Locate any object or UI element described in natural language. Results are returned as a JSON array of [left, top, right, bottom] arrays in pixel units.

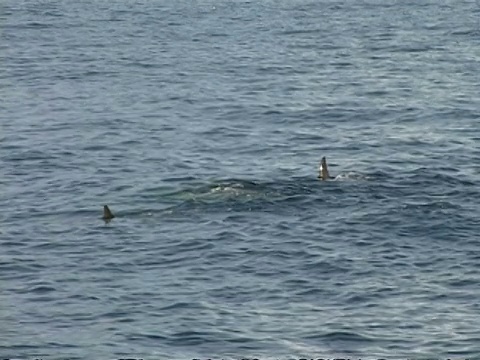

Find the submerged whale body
[[101, 156, 340, 220]]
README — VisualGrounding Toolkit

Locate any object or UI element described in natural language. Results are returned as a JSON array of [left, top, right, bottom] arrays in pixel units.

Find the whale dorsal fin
[[103, 205, 115, 221], [318, 156, 331, 180]]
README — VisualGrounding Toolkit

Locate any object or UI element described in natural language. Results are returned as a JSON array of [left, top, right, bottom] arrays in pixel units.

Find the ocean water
[[1, 0, 480, 359]]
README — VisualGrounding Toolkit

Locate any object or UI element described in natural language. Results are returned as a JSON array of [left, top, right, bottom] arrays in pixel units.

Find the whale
[[101, 157, 341, 220], [102, 205, 115, 222], [318, 156, 333, 180]]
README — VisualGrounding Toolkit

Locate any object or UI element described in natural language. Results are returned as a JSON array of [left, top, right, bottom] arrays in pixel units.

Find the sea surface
[[1, 0, 479, 359]]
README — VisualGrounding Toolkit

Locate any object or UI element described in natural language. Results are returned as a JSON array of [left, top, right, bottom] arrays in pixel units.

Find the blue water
[[1, 0, 480, 359]]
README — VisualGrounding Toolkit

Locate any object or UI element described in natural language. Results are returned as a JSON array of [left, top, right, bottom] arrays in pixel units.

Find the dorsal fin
[[318, 156, 331, 180], [102, 205, 115, 221]]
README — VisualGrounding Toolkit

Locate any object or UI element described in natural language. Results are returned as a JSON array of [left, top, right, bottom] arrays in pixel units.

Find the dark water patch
[[294, 287, 331, 298], [447, 278, 479, 288], [307, 330, 374, 344], [166, 330, 228, 346], [7, 21, 57, 29], [15, 280, 57, 294], [128, 332, 169, 341]]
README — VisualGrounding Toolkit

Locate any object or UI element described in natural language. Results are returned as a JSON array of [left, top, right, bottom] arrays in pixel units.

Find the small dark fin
[[318, 156, 331, 180], [102, 205, 115, 221]]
